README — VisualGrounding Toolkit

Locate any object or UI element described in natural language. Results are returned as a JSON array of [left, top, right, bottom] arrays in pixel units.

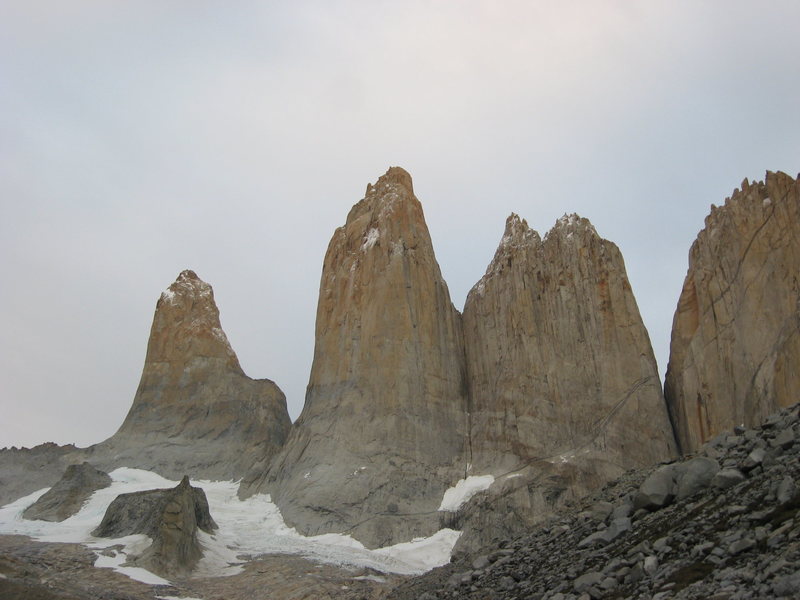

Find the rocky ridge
[[387, 402, 800, 600], [0, 443, 83, 508], [665, 171, 800, 453], [251, 167, 470, 548]]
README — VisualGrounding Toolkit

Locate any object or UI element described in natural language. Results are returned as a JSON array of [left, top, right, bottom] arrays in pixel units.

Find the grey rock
[[611, 501, 633, 519], [627, 540, 652, 557], [677, 456, 721, 499], [573, 571, 603, 593], [587, 501, 614, 522], [22, 462, 110, 522], [93, 476, 216, 578], [577, 531, 606, 548], [712, 468, 747, 489], [643, 555, 659, 576], [498, 575, 515, 590], [771, 428, 795, 449], [602, 517, 632, 543], [776, 475, 795, 504], [728, 537, 756, 556], [773, 572, 800, 596], [625, 562, 645, 584], [742, 447, 766, 470], [600, 576, 618, 590], [634, 464, 679, 509], [692, 541, 715, 556], [653, 536, 671, 552], [447, 571, 471, 587]]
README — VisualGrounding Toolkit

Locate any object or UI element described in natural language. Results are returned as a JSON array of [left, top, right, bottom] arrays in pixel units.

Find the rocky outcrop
[[248, 167, 469, 548], [388, 403, 800, 600], [91, 270, 291, 481], [456, 213, 677, 550], [93, 476, 216, 578], [22, 462, 110, 522], [665, 171, 800, 453], [0, 443, 83, 507]]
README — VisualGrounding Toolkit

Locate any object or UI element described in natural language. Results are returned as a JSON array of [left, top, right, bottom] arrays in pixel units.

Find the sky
[[1, 1, 798, 449]]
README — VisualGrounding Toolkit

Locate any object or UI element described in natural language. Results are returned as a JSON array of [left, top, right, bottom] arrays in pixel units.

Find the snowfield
[[0, 468, 476, 585], [438, 474, 495, 512]]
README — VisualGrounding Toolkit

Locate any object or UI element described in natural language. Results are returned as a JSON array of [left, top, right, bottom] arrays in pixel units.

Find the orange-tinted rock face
[[665, 171, 800, 453], [100, 270, 291, 481], [256, 167, 469, 548], [463, 213, 677, 481]]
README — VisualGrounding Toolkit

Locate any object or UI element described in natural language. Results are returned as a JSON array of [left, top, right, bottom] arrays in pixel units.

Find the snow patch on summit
[[362, 228, 380, 251]]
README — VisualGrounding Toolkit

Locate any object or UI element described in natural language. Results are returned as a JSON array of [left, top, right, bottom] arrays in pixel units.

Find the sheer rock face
[[253, 167, 469, 549], [665, 171, 800, 453], [93, 476, 216, 578], [94, 270, 291, 481], [458, 214, 677, 547], [22, 462, 111, 522]]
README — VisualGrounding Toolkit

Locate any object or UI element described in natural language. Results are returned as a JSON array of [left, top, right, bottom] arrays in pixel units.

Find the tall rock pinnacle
[[251, 167, 469, 548], [95, 269, 291, 480], [665, 171, 800, 453], [458, 213, 677, 548]]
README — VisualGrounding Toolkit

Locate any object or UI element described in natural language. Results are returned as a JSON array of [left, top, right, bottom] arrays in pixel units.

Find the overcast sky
[[1, 1, 798, 449]]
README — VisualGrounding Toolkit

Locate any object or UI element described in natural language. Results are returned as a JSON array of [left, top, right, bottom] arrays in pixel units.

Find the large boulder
[[22, 462, 110, 522], [665, 171, 800, 453], [93, 476, 216, 578], [247, 167, 469, 548]]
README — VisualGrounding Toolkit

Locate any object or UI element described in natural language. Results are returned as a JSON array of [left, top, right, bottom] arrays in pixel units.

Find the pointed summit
[[94, 270, 291, 481], [250, 168, 469, 548], [148, 269, 240, 373]]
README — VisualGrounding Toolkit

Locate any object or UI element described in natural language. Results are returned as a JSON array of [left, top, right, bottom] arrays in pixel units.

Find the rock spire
[[665, 171, 800, 453], [94, 269, 291, 480], [457, 212, 678, 548], [249, 167, 469, 548]]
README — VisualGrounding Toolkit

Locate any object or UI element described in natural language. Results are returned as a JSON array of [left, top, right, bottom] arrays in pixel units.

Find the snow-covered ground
[[438, 474, 495, 512], [0, 468, 475, 585]]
